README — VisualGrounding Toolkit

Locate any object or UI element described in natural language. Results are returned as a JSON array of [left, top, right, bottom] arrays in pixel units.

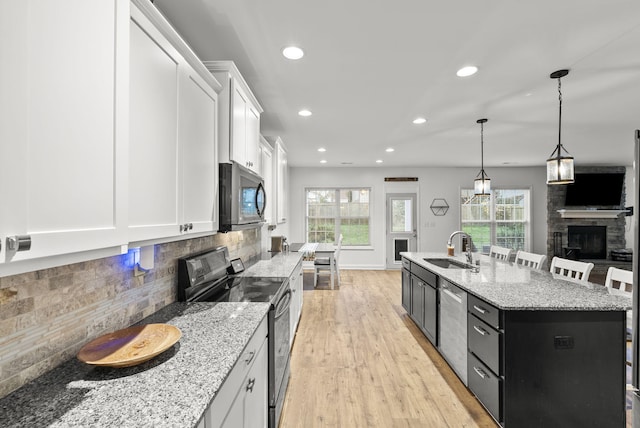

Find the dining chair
[[604, 266, 633, 341], [489, 245, 514, 261], [314, 234, 343, 288], [514, 250, 547, 270], [549, 257, 594, 282]]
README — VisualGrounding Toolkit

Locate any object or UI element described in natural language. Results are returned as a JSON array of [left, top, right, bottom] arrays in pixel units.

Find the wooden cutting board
[[77, 323, 181, 368]]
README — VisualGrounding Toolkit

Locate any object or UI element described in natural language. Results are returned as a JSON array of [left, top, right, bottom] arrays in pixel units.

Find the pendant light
[[474, 118, 491, 195], [546, 69, 575, 184]]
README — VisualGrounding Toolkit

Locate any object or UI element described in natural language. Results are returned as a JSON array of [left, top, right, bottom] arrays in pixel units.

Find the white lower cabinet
[[204, 316, 268, 428], [289, 260, 304, 347]]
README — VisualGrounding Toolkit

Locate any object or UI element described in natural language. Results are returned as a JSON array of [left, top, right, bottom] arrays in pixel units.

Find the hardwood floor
[[279, 270, 498, 428]]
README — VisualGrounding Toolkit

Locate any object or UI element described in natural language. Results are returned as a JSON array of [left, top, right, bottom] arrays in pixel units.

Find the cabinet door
[[289, 261, 303, 347], [245, 105, 260, 172], [410, 276, 425, 327], [424, 283, 438, 344], [231, 83, 248, 166], [275, 140, 288, 224], [0, 0, 128, 263], [220, 337, 268, 428], [259, 141, 274, 224], [244, 336, 268, 428], [402, 268, 411, 312], [129, 7, 182, 242], [179, 66, 218, 234]]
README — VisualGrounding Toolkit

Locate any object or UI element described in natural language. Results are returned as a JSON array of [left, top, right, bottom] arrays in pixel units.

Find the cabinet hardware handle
[[245, 351, 255, 364], [473, 366, 487, 379], [473, 325, 488, 336], [473, 305, 487, 314], [7, 235, 31, 252], [246, 377, 255, 392]]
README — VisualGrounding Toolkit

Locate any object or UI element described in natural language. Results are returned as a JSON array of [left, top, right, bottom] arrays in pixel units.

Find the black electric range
[[176, 246, 291, 428], [177, 247, 287, 304]]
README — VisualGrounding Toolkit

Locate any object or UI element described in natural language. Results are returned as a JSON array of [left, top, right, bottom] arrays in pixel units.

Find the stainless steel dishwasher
[[439, 278, 468, 385]]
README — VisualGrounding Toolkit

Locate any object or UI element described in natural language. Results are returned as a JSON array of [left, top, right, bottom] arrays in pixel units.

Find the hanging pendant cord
[[480, 120, 485, 173], [557, 77, 562, 150]]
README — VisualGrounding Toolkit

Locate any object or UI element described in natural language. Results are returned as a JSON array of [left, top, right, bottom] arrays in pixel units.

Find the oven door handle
[[274, 288, 292, 319]]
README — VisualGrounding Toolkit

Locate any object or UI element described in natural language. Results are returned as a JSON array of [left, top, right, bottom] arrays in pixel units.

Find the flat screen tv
[[564, 172, 624, 207]]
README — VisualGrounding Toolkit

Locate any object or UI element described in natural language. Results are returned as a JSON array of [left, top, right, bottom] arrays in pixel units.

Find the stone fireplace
[[546, 166, 627, 264]]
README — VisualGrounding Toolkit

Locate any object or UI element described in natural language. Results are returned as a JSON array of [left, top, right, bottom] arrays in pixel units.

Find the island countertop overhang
[[401, 252, 631, 311]]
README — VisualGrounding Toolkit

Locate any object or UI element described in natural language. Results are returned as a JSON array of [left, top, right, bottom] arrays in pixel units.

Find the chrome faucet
[[447, 231, 474, 264]]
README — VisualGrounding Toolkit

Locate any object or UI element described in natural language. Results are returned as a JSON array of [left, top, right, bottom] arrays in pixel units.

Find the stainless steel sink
[[423, 258, 473, 269]]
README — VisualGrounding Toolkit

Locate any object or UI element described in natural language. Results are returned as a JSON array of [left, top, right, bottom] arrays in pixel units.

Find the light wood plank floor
[[279, 270, 498, 428]]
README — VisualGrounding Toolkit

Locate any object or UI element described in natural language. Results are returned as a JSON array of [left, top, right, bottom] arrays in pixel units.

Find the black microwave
[[219, 162, 266, 231]]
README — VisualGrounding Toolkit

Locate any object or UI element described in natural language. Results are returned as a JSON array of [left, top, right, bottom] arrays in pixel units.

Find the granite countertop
[[401, 252, 631, 311], [243, 251, 303, 278], [0, 302, 270, 428]]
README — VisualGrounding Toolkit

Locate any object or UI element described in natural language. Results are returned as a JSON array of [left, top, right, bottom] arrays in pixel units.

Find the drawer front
[[412, 263, 437, 288], [468, 352, 502, 423], [468, 314, 501, 376], [402, 258, 411, 270], [468, 294, 500, 329]]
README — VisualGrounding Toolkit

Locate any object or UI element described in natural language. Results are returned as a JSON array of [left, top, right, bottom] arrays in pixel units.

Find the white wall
[[289, 166, 549, 270]]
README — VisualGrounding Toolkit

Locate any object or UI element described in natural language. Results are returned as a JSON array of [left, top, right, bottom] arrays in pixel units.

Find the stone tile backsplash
[[0, 229, 262, 399]]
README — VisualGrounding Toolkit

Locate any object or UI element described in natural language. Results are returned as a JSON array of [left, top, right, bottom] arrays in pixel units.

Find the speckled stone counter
[[0, 302, 270, 428], [401, 252, 631, 310], [243, 251, 303, 278]]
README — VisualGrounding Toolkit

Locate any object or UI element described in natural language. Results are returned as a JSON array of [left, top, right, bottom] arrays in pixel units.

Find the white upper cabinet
[[204, 61, 263, 175], [0, 0, 129, 267], [259, 136, 274, 225], [179, 68, 219, 235], [273, 137, 289, 224], [128, 1, 221, 244]]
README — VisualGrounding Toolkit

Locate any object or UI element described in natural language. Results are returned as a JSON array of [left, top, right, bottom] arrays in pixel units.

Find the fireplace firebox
[[567, 226, 607, 259]]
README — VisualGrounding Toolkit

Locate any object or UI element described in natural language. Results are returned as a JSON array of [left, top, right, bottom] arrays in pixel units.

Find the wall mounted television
[[564, 172, 624, 207]]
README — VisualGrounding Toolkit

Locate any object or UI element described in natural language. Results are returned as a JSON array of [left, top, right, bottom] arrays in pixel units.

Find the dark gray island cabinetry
[[402, 258, 437, 345], [401, 252, 631, 428]]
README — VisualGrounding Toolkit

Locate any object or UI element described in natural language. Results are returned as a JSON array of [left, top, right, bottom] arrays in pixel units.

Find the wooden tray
[[77, 323, 182, 368]]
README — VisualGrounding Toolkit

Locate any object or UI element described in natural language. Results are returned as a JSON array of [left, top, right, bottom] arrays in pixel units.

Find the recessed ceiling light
[[413, 117, 427, 124], [282, 46, 304, 60], [456, 66, 478, 77], [320, 160, 327, 164], [298, 109, 312, 117], [386, 148, 395, 152], [318, 147, 326, 152], [376, 160, 383, 163]]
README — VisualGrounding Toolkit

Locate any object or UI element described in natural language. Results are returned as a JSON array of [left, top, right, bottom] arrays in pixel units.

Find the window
[[306, 188, 370, 245], [460, 188, 531, 253]]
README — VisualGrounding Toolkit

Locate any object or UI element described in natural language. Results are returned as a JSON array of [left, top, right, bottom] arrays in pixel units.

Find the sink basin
[[423, 258, 473, 269]]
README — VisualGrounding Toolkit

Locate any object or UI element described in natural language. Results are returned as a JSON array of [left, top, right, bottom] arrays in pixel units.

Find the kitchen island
[[401, 252, 631, 428], [0, 302, 270, 428]]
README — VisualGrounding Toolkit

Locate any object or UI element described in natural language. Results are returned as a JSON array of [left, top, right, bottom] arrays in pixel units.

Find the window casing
[[306, 188, 371, 245], [460, 188, 531, 253]]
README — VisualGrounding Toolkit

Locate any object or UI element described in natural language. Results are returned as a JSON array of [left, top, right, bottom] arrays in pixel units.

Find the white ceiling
[[153, 0, 640, 169]]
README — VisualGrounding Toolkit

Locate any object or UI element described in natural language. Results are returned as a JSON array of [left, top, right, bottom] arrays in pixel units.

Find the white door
[[386, 193, 417, 269]]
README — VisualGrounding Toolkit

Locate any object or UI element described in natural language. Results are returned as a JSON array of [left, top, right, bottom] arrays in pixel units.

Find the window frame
[[305, 187, 372, 246], [459, 187, 532, 253]]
